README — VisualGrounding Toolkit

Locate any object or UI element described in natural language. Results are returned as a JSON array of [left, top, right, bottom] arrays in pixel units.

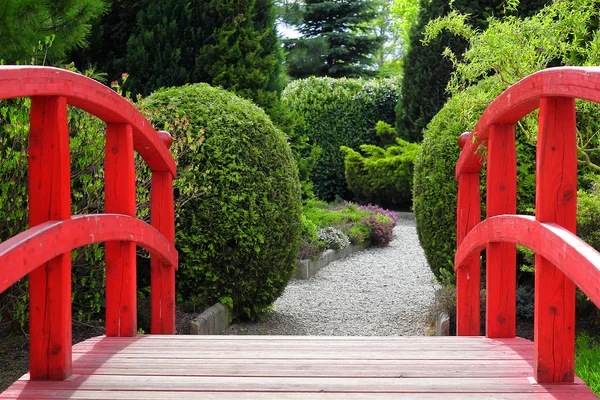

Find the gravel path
[[224, 217, 437, 336]]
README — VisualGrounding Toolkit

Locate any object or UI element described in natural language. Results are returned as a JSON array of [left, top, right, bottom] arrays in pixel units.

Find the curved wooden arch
[[0, 214, 178, 293], [455, 215, 600, 309], [456, 66, 600, 178], [0, 66, 175, 176]]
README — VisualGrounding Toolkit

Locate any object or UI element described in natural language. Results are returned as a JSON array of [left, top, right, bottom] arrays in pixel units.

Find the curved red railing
[[455, 66, 600, 384], [0, 66, 178, 381]]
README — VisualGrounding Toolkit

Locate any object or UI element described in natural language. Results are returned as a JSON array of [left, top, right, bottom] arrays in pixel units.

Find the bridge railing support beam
[[486, 124, 517, 338], [28, 96, 72, 380], [151, 132, 176, 334], [105, 123, 137, 337], [456, 134, 481, 336], [534, 97, 577, 383]]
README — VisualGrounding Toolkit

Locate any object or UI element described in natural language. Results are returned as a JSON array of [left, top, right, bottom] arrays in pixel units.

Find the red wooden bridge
[[0, 66, 599, 398]]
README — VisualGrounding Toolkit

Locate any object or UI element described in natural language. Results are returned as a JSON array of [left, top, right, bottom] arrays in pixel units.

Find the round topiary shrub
[[140, 84, 302, 319]]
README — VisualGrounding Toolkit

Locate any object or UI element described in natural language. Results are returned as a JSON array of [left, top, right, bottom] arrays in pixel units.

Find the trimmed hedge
[[341, 138, 419, 208], [141, 84, 302, 319], [282, 76, 400, 201]]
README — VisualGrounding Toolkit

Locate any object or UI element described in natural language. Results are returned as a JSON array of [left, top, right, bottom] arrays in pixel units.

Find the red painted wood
[[485, 124, 516, 338], [456, 66, 600, 177], [105, 123, 137, 337], [2, 336, 597, 399], [27, 96, 72, 380], [0, 66, 175, 176], [151, 172, 176, 334], [0, 215, 177, 293], [455, 215, 600, 310], [455, 172, 480, 336], [534, 97, 577, 384]]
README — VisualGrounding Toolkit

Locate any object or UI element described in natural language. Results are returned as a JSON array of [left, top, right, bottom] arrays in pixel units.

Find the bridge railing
[[0, 66, 178, 381], [455, 67, 600, 384]]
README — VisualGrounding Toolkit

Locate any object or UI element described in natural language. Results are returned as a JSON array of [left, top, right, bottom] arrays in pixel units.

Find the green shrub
[[140, 83, 302, 320], [341, 138, 419, 208], [282, 76, 400, 201], [414, 0, 600, 280]]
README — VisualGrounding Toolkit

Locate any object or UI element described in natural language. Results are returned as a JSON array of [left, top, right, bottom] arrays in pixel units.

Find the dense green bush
[[414, 0, 600, 280], [341, 137, 419, 208], [282, 76, 400, 201], [140, 83, 302, 320]]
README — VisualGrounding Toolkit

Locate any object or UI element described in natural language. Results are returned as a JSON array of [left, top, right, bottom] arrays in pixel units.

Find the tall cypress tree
[[397, 0, 552, 142], [287, 0, 383, 78]]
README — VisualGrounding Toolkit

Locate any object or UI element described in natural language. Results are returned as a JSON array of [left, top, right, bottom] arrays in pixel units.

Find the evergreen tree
[[72, 0, 286, 126], [125, 0, 191, 95], [0, 0, 107, 64], [397, 0, 552, 142], [287, 0, 383, 78]]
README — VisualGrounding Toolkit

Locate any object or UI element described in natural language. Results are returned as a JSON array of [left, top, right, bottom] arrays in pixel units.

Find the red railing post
[[456, 132, 481, 336], [151, 131, 176, 334], [105, 123, 137, 337], [28, 96, 72, 380], [486, 124, 517, 338], [534, 97, 577, 383]]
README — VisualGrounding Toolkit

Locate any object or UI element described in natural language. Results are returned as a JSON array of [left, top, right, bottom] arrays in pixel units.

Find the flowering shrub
[[365, 214, 394, 247], [317, 227, 351, 251]]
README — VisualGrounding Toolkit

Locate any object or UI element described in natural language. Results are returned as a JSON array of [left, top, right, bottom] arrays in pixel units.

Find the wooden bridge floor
[[1, 335, 596, 399]]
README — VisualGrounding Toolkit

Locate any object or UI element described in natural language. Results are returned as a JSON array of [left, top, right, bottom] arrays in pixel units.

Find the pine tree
[[0, 0, 107, 64], [396, 0, 552, 142], [287, 0, 383, 78]]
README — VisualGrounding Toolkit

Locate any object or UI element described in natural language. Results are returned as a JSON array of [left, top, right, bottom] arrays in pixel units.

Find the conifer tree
[[0, 0, 107, 64], [396, 0, 552, 142], [287, 0, 383, 78]]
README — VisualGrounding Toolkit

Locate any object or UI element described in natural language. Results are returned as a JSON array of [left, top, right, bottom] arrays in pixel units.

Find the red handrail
[[0, 66, 175, 176], [455, 66, 600, 384], [0, 214, 178, 293], [0, 66, 178, 381]]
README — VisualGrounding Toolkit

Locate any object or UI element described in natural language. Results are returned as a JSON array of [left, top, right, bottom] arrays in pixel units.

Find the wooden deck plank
[[2, 335, 596, 399]]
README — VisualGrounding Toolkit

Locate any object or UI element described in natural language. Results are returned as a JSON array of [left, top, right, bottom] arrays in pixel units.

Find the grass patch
[[576, 333, 600, 395]]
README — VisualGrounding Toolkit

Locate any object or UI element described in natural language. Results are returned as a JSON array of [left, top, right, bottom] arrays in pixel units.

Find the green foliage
[[374, 121, 397, 146], [341, 138, 419, 208], [578, 182, 600, 252], [72, 0, 287, 129], [283, 76, 400, 201], [0, 0, 107, 64], [140, 84, 302, 320], [414, 0, 600, 280], [285, 0, 383, 78], [396, 0, 551, 142], [576, 333, 600, 395], [390, 0, 420, 52]]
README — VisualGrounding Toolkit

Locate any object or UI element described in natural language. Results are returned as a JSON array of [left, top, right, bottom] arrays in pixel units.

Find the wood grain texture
[[486, 124, 517, 338], [27, 96, 72, 381], [150, 172, 176, 334], [0, 66, 175, 175], [0, 215, 177, 293], [1, 335, 596, 399], [534, 97, 577, 384], [105, 123, 137, 337], [456, 66, 600, 177], [456, 173, 481, 336]]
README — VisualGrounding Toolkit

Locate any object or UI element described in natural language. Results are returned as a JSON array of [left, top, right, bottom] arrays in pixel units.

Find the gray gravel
[[224, 217, 436, 336]]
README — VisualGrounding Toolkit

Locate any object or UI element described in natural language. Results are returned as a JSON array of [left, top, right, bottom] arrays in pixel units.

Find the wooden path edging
[[190, 303, 231, 335], [295, 212, 414, 280]]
